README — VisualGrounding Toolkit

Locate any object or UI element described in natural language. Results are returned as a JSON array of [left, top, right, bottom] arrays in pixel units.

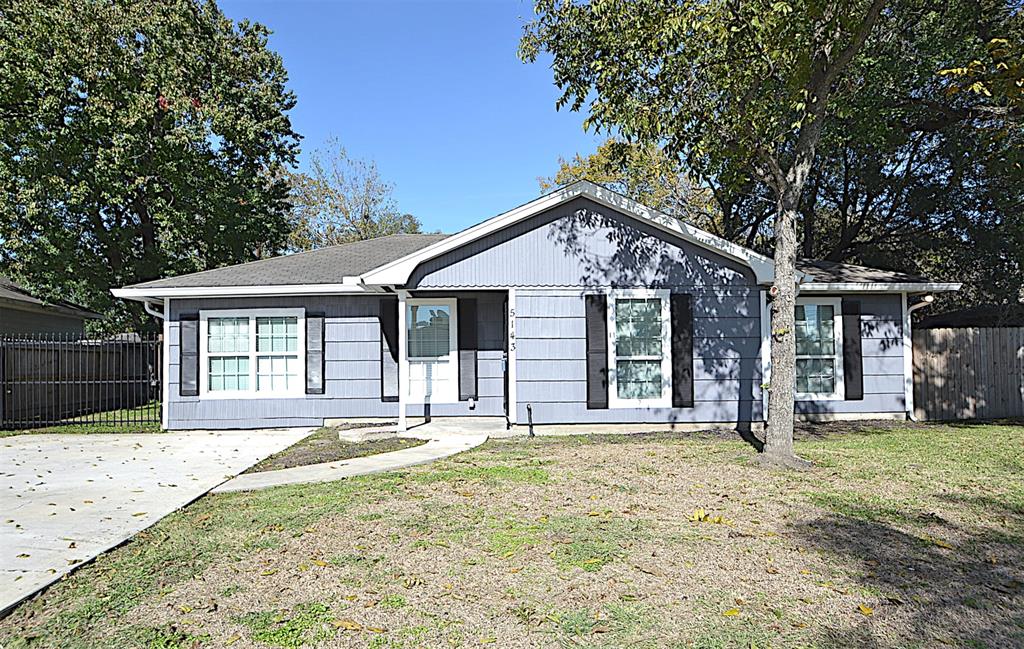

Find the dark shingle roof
[[125, 234, 449, 289], [0, 276, 101, 318], [797, 259, 930, 284]]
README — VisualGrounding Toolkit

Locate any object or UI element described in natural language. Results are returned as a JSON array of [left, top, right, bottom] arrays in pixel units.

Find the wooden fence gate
[[913, 327, 1024, 420]]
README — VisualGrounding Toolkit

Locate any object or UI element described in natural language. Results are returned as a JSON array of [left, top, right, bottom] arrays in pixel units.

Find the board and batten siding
[[166, 294, 505, 429]]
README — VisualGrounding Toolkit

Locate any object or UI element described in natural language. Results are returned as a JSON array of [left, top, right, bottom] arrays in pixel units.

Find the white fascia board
[[111, 281, 374, 300], [799, 282, 962, 293], [359, 180, 777, 285]]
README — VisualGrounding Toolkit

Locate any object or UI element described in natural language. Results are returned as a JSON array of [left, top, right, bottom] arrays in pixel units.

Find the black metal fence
[[0, 333, 162, 430]]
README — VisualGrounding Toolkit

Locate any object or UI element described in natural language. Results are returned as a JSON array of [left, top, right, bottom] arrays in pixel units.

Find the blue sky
[[219, 0, 604, 233]]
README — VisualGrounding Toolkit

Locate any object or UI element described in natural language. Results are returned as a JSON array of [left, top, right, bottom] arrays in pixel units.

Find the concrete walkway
[[212, 431, 489, 493], [0, 428, 310, 614]]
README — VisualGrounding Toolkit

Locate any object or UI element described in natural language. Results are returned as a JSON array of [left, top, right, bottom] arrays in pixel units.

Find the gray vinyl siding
[[166, 294, 506, 429], [795, 294, 907, 416], [515, 288, 763, 425], [161, 197, 909, 429], [409, 197, 755, 289]]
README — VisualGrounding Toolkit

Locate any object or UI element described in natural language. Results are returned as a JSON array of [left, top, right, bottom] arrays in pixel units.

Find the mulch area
[[244, 427, 426, 473]]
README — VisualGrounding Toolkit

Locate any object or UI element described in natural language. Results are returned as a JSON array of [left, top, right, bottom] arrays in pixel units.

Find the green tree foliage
[[523, 1, 1024, 463], [522, 0, 896, 465], [0, 0, 300, 332], [287, 139, 422, 250]]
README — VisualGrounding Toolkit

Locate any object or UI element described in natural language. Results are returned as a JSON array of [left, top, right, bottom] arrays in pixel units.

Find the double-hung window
[[607, 289, 672, 408], [199, 309, 305, 397], [794, 298, 844, 400]]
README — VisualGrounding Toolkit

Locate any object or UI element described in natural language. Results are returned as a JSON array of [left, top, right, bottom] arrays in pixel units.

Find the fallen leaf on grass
[[225, 634, 241, 645], [311, 559, 328, 567], [131, 512, 147, 517], [722, 608, 741, 617], [689, 508, 731, 525], [260, 569, 278, 576], [923, 535, 954, 550], [332, 619, 362, 630], [858, 604, 874, 616]]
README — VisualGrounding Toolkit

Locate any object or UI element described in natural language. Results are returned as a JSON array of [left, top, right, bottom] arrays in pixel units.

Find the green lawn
[[2, 421, 1022, 648], [0, 402, 161, 437]]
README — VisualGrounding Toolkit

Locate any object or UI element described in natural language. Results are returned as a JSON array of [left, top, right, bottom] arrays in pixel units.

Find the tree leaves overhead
[[527, 0, 1024, 312], [0, 0, 300, 331], [287, 139, 422, 250]]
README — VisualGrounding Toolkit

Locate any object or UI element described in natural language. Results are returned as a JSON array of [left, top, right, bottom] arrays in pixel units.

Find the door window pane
[[208, 317, 249, 353], [408, 305, 450, 358]]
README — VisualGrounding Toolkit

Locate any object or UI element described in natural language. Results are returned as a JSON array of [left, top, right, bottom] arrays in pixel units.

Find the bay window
[[794, 298, 844, 400], [199, 309, 305, 397], [608, 289, 672, 408]]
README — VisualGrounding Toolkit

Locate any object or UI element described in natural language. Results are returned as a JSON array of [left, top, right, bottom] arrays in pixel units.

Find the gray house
[[112, 182, 959, 431], [0, 276, 101, 335]]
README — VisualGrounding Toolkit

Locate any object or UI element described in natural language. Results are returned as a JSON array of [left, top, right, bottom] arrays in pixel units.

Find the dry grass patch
[[1, 422, 1022, 648]]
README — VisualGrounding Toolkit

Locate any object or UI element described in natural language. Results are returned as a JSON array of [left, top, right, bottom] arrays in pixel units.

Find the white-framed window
[[199, 308, 305, 398], [607, 289, 672, 408], [794, 297, 845, 400]]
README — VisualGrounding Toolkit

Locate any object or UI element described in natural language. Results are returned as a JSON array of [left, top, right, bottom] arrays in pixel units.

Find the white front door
[[406, 298, 458, 403]]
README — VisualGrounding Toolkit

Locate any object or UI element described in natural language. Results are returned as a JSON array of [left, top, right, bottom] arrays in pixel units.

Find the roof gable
[[361, 181, 776, 285]]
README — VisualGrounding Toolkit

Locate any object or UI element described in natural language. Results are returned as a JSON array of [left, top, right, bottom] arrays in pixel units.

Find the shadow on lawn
[[790, 510, 1024, 647]]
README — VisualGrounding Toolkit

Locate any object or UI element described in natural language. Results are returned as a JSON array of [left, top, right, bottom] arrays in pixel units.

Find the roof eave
[[799, 282, 962, 293], [111, 280, 374, 300]]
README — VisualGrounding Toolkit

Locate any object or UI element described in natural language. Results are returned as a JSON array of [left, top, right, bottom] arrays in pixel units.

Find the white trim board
[[799, 282, 961, 293], [197, 308, 307, 399], [112, 283, 375, 300], [360, 180, 777, 286]]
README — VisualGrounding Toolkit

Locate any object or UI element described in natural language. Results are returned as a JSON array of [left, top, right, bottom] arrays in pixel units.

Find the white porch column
[[759, 289, 771, 422], [901, 291, 914, 418], [507, 288, 517, 425], [397, 290, 409, 433]]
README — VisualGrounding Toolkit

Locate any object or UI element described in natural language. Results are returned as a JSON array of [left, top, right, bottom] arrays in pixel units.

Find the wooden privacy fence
[[0, 333, 162, 429], [913, 327, 1024, 420]]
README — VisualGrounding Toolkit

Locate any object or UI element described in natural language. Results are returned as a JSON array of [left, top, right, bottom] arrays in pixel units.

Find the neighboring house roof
[[918, 304, 1024, 329], [112, 181, 960, 300], [0, 276, 101, 319]]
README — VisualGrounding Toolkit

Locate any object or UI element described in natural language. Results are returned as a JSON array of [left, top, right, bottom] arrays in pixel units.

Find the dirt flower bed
[[245, 427, 427, 473], [2, 422, 1022, 648]]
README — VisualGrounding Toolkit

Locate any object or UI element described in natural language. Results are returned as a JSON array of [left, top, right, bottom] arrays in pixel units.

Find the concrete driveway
[[0, 429, 310, 614]]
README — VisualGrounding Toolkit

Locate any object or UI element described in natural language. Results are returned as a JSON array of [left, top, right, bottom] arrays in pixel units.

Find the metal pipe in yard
[[526, 403, 534, 437]]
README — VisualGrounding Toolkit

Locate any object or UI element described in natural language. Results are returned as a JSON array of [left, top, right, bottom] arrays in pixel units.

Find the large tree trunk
[[763, 182, 808, 467]]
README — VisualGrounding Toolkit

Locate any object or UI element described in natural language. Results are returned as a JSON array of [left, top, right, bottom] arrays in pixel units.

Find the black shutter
[[179, 314, 199, 397], [306, 313, 325, 395], [458, 298, 478, 401], [380, 298, 399, 402], [842, 299, 864, 400], [584, 294, 608, 409], [670, 293, 695, 408]]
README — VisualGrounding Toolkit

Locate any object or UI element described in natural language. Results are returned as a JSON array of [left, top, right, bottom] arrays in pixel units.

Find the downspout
[[905, 295, 934, 422], [143, 300, 165, 321]]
